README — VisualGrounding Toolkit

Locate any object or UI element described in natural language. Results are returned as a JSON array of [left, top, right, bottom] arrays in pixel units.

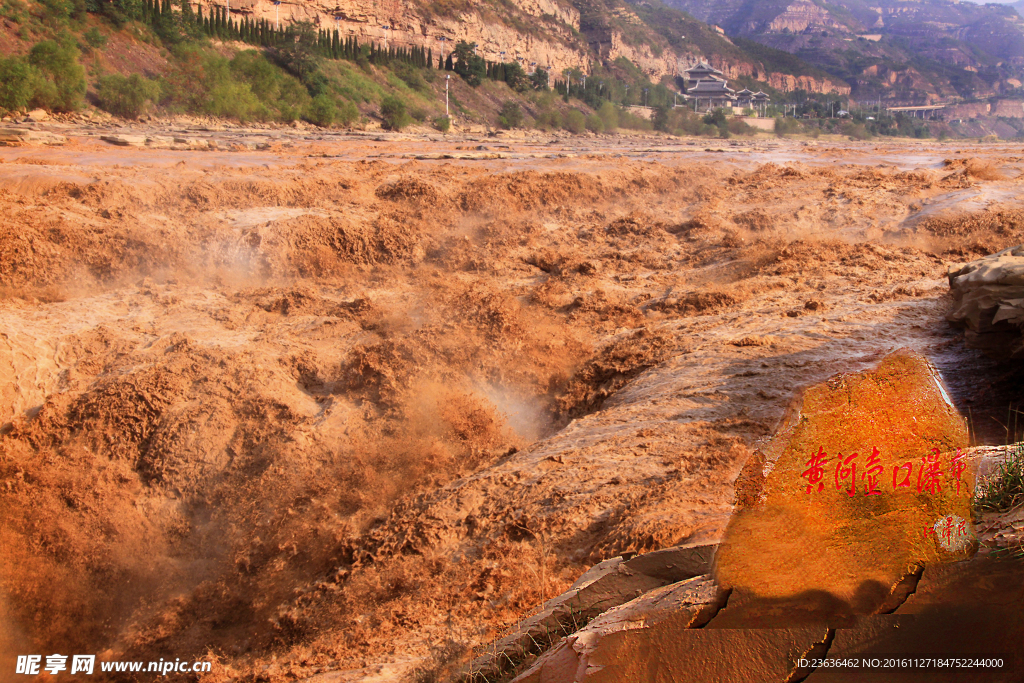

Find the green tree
[[452, 41, 485, 86], [501, 61, 529, 92], [277, 20, 321, 80], [305, 93, 336, 127], [564, 109, 585, 133], [498, 100, 523, 128], [380, 94, 410, 130], [27, 39, 85, 111], [97, 73, 160, 118], [0, 57, 37, 112], [530, 67, 548, 91], [597, 101, 618, 130]]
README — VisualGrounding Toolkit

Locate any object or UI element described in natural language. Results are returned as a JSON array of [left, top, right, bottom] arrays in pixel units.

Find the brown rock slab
[[100, 134, 148, 147], [513, 576, 722, 683], [715, 350, 973, 619], [804, 556, 1024, 682], [464, 544, 716, 682], [947, 244, 1024, 359]]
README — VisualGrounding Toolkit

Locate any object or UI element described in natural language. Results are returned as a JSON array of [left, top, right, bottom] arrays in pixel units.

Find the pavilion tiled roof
[[687, 79, 736, 95]]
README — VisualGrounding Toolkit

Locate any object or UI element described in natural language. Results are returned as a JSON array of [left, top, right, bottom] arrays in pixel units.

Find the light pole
[[438, 36, 446, 66], [445, 73, 450, 118], [382, 25, 390, 50], [643, 88, 649, 107], [273, 0, 280, 30]]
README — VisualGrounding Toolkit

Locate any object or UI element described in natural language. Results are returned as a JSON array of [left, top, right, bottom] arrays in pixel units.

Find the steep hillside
[[662, 0, 1024, 102], [182, 0, 849, 90]]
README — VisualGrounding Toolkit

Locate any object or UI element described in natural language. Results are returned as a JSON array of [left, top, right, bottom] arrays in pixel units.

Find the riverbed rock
[[100, 134, 148, 147], [714, 349, 974, 621], [463, 544, 717, 682], [947, 244, 1024, 359], [0, 128, 67, 146]]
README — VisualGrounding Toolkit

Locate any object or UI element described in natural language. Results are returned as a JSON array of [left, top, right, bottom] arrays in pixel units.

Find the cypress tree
[[427, 48, 433, 69], [332, 29, 339, 58], [445, 53, 453, 71]]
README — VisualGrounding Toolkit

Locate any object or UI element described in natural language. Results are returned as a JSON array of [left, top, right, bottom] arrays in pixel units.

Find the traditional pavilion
[[684, 62, 725, 83], [751, 90, 770, 115], [684, 62, 770, 113], [687, 78, 736, 110]]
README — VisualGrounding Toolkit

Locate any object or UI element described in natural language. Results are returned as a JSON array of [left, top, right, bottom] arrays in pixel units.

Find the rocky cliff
[[194, 0, 849, 91], [199, 0, 591, 74], [662, 0, 1024, 101]]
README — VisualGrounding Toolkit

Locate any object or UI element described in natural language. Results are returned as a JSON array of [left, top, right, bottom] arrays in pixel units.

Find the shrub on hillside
[[727, 119, 755, 136], [83, 26, 106, 50], [207, 81, 267, 122], [337, 99, 359, 126], [774, 116, 801, 137], [158, 48, 311, 123], [97, 73, 160, 119], [380, 94, 410, 130], [564, 109, 586, 134], [392, 62, 428, 93], [434, 115, 451, 133], [703, 108, 728, 127], [27, 39, 86, 111], [498, 100, 523, 128], [841, 121, 872, 140], [585, 114, 604, 133], [305, 94, 337, 127], [0, 56, 37, 112], [534, 109, 561, 130], [597, 101, 618, 130]]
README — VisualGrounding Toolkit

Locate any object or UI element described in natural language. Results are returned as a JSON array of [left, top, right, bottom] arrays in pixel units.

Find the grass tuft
[[975, 443, 1024, 513]]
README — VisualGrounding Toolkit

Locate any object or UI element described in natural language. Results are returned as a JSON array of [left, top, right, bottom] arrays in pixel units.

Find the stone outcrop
[[947, 245, 1024, 359], [0, 128, 67, 146], [716, 350, 973, 613], [463, 544, 717, 682]]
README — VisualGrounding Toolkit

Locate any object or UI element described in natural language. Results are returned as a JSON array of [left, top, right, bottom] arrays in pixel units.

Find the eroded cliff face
[[201, 0, 848, 91], [760, 0, 844, 34], [202, 0, 590, 73]]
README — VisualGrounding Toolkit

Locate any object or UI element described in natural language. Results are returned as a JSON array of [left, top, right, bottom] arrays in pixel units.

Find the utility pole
[[445, 73, 450, 118]]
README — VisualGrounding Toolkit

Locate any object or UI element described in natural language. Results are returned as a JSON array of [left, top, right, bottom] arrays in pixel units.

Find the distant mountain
[[657, 0, 1024, 102]]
